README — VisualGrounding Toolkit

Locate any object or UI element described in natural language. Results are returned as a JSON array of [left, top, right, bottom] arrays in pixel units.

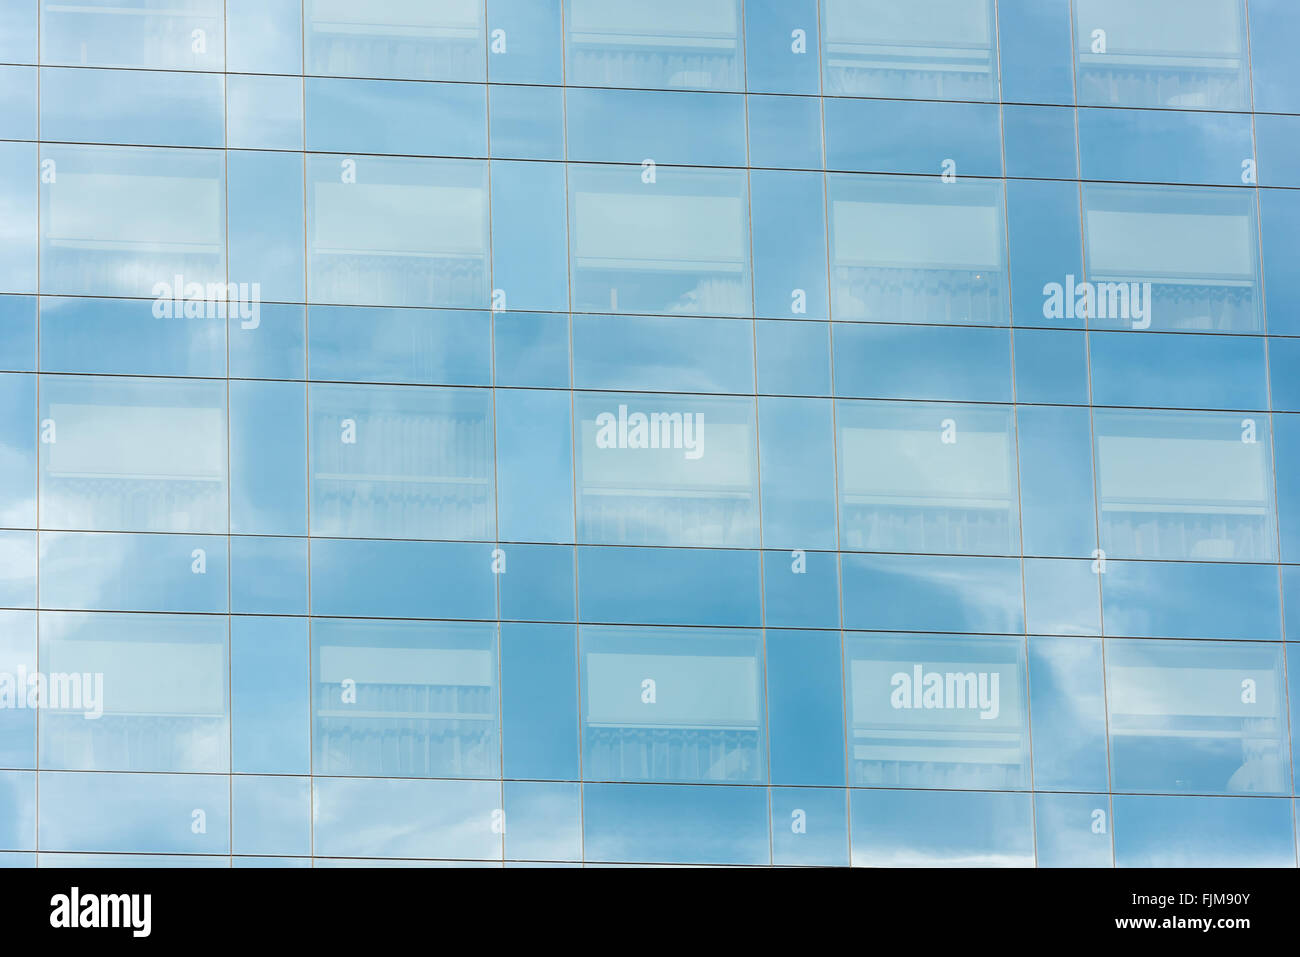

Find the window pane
[[829, 174, 1007, 325], [1107, 638, 1290, 795], [313, 619, 500, 779]]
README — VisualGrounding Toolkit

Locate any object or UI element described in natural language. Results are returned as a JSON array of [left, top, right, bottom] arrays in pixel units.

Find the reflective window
[[306, 155, 488, 309], [41, 0, 225, 71], [821, 0, 998, 101], [582, 783, 769, 865], [1107, 638, 1290, 795], [1074, 0, 1249, 110], [39, 612, 229, 774], [564, 0, 744, 92], [308, 383, 495, 541], [845, 633, 1029, 790], [836, 400, 1020, 556], [1081, 184, 1261, 333], [1093, 409, 1276, 562], [849, 789, 1034, 867], [1112, 795, 1295, 867], [573, 392, 758, 547], [313, 619, 499, 779], [829, 174, 1008, 325], [304, 0, 485, 82], [38, 375, 228, 534], [568, 164, 751, 317], [581, 626, 766, 784], [40, 145, 225, 300]]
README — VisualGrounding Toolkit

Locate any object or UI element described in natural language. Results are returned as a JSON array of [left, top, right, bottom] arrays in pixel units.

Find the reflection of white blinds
[[833, 200, 1001, 270], [1086, 209, 1254, 279], [1076, 0, 1241, 57], [574, 192, 745, 269], [826, 0, 990, 47], [579, 419, 752, 490], [851, 659, 1020, 729], [45, 640, 225, 715], [48, 404, 225, 480], [313, 183, 486, 256], [569, 0, 737, 41], [1110, 665, 1276, 717], [49, 173, 222, 249], [319, 646, 493, 687], [1097, 436, 1268, 505], [840, 426, 1012, 504], [308, 0, 482, 36], [586, 652, 758, 726]]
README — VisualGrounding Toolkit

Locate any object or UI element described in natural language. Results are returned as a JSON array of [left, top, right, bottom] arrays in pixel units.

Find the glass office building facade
[[2, 0, 1300, 867]]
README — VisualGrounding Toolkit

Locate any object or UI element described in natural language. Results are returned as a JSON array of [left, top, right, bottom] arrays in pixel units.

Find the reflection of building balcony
[[584, 726, 762, 783], [1077, 59, 1246, 109]]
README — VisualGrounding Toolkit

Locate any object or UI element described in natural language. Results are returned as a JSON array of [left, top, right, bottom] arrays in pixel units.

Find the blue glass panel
[[501, 623, 579, 780], [1113, 795, 1295, 867], [1035, 794, 1112, 867], [744, 0, 820, 95], [38, 374, 228, 534], [1107, 638, 1290, 795], [997, 0, 1073, 105], [306, 78, 486, 158], [39, 770, 229, 854], [0, 66, 36, 141], [313, 777, 502, 860], [226, 0, 302, 74], [582, 783, 769, 865], [1013, 329, 1088, 405], [504, 781, 582, 862], [1074, 0, 1249, 110], [304, 0, 486, 82], [0, 296, 36, 372], [573, 392, 758, 548], [232, 775, 311, 857], [841, 554, 1024, 634], [40, 0, 226, 70], [227, 76, 303, 151], [310, 539, 497, 620], [231, 616, 309, 775], [820, 0, 999, 101], [488, 86, 565, 161], [837, 400, 1021, 556], [850, 788, 1034, 867], [39, 612, 229, 773], [0, 611, 36, 769], [39, 531, 227, 613], [567, 88, 746, 167], [824, 98, 1002, 178], [1102, 560, 1281, 640], [755, 320, 831, 396], [829, 174, 1008, 325], [747, 96, 822, 170], [767, 629, 845, 786], [833, 323, 1013, 402], [487, 0, 563, 84], [308, 306, 490, 386], [762, 549, 840, 630], [41, 67, 224, 148], [563, 0, 744, 92], [495, 389, 574, 543], [40, 295, 224, 378], [771, 787, 849, 866], [576, 546, 761, 627], [1002, 105, 1077, 180], [313, 619, 499, 779], [497, 545, 575, 623], [1028, 635, 1109, 790]]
